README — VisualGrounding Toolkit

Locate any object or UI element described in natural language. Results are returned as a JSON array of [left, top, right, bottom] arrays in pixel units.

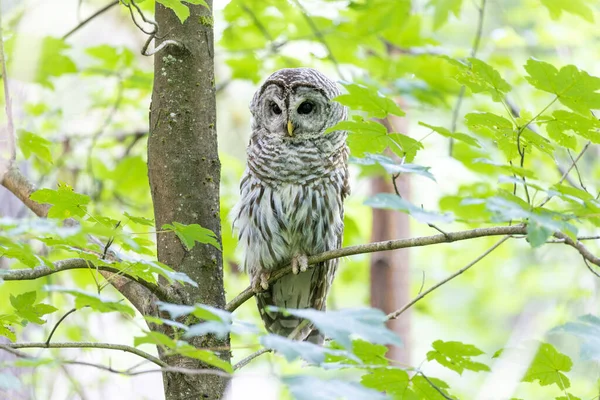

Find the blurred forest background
[[0, 0, 600, 399]]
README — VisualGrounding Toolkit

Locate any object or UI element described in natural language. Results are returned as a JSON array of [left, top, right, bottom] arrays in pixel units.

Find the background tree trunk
[[369, 114, 412, 364], [148, 2, 229, 399]]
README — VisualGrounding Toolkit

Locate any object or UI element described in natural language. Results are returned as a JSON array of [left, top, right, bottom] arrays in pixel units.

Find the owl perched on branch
[[232, 68, 349, 342]]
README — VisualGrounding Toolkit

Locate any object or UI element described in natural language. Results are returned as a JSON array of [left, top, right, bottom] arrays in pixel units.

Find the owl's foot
[[291, 254, 309, 275], [252, 271, 270, 293]]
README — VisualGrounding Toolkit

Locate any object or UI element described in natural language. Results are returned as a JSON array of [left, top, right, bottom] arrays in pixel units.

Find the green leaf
[[525, 59, 600, 114], [30, 184, 90, 219], [556, 394, 582, 400], [539, 110, 600, 145], [328, 117, 422, 162], [5, 36, 77, 88], [261, 334, 354, 365], [86, 45, 135, 70], [350, 154, 436, 181], [361, 368, 417, 398], [526, 221, 553, 248], [326, 339, 390, 366], [412, 375, 454, 399], [45, 286, 135, 317], [155, 0, 209, 23], [177, 344, 233, 373], [283, 375, 388, 400], [522, 342, 572, 390], [10, 291, 57, 325], [365, 193, 454, 224], [268, 307, 401, 350], [124, 212, 155, 227], [419, 122, 480, 147], [426, 340, 490, 375], [0, 238, 50, 269], [18, 130, 53, 163], [226, 53, 261, 83], [465, 112, 553, 159], [162, 222, 220, 250], [550, 314, 600, 362], [540, 0, 594, 22], [428, 0, 463, 30], [134, 331, 178, 349], [444, 57, 512, 101], [335, 83, 405, 118]]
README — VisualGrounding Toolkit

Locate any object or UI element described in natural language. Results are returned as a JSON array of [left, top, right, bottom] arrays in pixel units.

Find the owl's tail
[[256, 260, 336, 344]]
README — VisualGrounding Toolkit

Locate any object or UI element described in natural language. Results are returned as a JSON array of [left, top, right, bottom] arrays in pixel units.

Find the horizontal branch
[[225, 224, 600, 312], [0, 344, 231, 378], [225, 225, 526, 312], [4, 341, 166, 367], [0, 258, 173, 302]]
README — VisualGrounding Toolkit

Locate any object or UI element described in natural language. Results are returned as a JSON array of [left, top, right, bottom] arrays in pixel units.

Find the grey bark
[[148, 2, 229, 399]]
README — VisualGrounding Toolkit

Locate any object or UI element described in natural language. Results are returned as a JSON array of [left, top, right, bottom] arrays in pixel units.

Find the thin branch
[[387, 236, 510, 320], [448, 0, 486, 155], [0, 344, 231, 378], [567, 149, 588, 192], [418, 371, 454, 400], [46, 308, 77, 345], [233, 348, 271, 370], [0, 258, 173, 302], [289, 0, 344, 79], [62, 0, 120, 40], [3, 342, 167, 367], [539, 141, 591, 207], [0, 4, 16, 162], [226, 225, 527, 312], [0, 165, 50, 217]]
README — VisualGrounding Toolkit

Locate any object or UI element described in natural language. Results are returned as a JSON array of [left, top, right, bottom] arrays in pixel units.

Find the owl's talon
[[251, 271, 270, 293], [292, 254, 309, 274], [260, 273, 269, 290]]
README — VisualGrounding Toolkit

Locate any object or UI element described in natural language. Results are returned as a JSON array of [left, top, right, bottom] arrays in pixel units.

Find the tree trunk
[[148, 2, 229, 399], [370, 113, 412, 364]]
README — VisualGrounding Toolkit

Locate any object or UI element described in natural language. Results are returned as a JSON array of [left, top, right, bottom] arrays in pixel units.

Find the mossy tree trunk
[[148, 2, 229, 399]]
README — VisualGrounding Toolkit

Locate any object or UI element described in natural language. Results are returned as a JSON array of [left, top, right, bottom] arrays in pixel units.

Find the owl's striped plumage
[[232, 68, 349, 342]]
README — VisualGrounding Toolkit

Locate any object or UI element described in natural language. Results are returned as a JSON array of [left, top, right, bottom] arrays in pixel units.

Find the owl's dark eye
[[271, 103, 282, 115], [297, 101, 314, 115]]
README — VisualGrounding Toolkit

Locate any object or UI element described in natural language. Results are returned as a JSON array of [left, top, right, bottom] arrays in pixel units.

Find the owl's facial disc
[[286, 86, 330, 139]]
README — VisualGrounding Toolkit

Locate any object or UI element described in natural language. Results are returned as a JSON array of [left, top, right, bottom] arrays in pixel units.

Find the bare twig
[[289, 0, 344, 79], [3, 342, 167, 367], [233, 348, 271, 370], [0, 344, 231, 378], [418, 371, 454, 400], [0, 4, 16, 162], [539, 141, 592, 207], [62, 0, 120, 40], [45, 308, 77, 345], [387, 236, 510, 320], [567, 149, 588, 192], [448, 0, 486, 155]]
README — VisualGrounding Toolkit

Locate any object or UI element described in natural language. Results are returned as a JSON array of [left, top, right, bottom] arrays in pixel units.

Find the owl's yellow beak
[[287, 120, 294, 137]]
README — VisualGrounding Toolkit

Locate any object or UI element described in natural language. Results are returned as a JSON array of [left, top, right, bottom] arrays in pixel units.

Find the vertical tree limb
[[148, 2, 229, 398]]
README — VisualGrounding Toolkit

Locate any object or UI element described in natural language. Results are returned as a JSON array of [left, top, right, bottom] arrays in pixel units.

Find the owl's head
[[249, 68, 346, 140]]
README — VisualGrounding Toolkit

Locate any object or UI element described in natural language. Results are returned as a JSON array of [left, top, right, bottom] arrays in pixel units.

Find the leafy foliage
[[522, 343, 573, 390], [426, 340, 490, 375], [162, 222, 221, 250]]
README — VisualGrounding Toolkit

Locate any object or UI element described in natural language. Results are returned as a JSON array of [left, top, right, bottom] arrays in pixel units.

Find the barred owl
[[232, 68, 349, 342]]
